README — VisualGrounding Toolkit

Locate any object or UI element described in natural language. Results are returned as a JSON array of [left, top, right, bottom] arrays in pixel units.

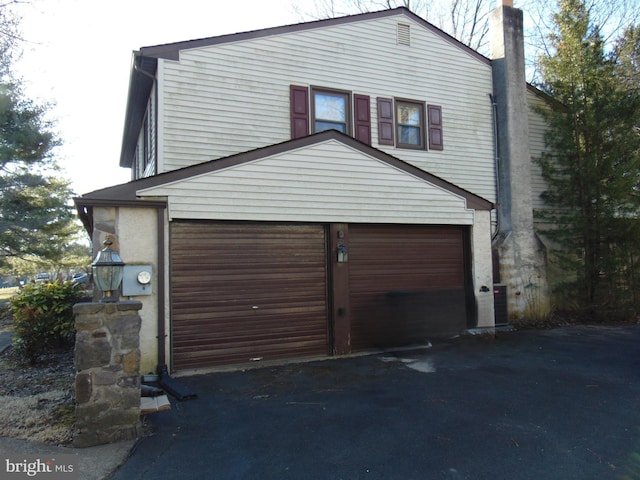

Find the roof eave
[[119, 53, 157, 168]]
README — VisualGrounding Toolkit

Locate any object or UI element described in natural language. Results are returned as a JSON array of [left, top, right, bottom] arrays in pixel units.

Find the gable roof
[[138, 7, 489, 63], [120, 7, 490, 168], [80, 130, 493, 233]]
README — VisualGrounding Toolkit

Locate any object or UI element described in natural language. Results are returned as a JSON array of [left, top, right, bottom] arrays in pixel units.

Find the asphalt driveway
[[111, 325, 640, 480]]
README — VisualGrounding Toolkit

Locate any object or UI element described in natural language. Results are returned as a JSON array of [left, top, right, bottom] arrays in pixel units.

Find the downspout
[[156, 207, 166, 367], [489, 93, 501, 240], [132, 57, 190, 395], [133, 59, 165, 367], [133, 58, 166, 368], [154, 201, 197, 400], [133, 56, 156, 81]]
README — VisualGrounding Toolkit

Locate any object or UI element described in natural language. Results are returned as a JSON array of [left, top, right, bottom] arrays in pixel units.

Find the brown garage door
[[171, 221, 329, 371], [349, 224, 469, 351]]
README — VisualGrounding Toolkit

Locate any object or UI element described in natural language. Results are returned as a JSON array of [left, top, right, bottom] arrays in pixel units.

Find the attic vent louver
[[397, 23, 410, 46]]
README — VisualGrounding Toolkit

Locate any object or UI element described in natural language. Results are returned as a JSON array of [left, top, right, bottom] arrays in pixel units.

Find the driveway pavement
[[111, 325, 640, 480]]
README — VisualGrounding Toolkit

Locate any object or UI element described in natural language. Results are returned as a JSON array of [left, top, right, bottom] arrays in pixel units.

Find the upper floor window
[[290, 85, 370, 144], [396, 100, 425, 149], [377, 97, 443, 151], [313, 89, 350, 134], [290, 85, 442, 150]]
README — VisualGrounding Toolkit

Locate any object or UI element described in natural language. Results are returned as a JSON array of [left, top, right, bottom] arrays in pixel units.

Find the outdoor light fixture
[[337, 242, 349, 263], [92, 239, 125, 302]]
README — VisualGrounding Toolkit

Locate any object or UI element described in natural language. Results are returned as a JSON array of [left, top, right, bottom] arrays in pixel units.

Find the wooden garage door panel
[[171, 222, 328, 371], [349, 225, 467, 350]]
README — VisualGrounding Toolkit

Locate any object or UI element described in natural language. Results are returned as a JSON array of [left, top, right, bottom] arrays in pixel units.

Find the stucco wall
[[92, 206, 159, 374], [471, 210, 495, 328]]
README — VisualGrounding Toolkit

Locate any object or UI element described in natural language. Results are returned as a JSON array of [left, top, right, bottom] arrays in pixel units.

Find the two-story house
[[75, 2, 550, 374]]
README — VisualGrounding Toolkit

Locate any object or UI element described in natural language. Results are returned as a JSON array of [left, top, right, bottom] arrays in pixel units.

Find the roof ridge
[[138, 7, 488, 65]]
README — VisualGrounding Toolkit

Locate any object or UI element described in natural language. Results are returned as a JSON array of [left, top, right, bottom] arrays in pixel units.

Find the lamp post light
[[92, 239, 125, 302]]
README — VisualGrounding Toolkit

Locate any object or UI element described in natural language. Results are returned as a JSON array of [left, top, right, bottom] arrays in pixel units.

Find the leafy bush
[[10, 281, 82, 363]]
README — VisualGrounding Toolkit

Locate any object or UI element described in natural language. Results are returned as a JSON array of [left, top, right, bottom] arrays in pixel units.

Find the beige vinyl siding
[[158, 12, 495, 203], [137, 139, 474, 225], [527, 90, 551, 212]]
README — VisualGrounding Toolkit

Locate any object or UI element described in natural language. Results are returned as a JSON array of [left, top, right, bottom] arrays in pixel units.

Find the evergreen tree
[[536, 0, 640, 317], [0, 6, 78, 269]]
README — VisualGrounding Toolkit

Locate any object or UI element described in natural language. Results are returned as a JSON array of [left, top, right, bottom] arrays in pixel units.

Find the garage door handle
[[252, 305, 259, 310]]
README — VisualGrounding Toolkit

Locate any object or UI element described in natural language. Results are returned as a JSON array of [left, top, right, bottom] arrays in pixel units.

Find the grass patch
[[0, 390, 74, 445]]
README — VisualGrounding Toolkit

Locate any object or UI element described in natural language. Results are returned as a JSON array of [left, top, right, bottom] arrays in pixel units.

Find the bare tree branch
[[292, 0, 640, 80]]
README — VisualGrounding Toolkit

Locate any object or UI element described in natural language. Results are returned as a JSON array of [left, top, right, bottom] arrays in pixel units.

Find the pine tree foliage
[[536, 0, 640, 317], [0, 5, 78, 269]]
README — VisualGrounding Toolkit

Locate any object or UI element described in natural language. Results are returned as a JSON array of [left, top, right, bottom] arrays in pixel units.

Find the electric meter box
[[122, 265, 153, 296]]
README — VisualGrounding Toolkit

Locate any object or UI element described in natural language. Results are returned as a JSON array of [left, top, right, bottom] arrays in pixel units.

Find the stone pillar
[[73, 301, 142, 448]]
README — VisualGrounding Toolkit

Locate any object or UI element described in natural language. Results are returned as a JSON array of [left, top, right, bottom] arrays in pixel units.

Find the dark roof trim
[[74, 198, 167, 208], [81, 130, 493, 211], [120, 54, 157, 168], [139, 8, 490, 65]]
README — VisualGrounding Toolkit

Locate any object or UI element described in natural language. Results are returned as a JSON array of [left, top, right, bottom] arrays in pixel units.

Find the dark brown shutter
[[290, 85, 310, 138], [427, 104, 443, 150], [377, 97, 394, 146], [354, 94, 371, 145]]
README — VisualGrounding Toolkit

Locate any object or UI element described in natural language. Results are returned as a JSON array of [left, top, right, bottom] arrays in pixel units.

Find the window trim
[[395, 98, 426, 150], [311, 87, 352, 136]]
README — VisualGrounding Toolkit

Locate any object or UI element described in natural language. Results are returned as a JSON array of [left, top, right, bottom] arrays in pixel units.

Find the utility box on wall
[[122, 265, 153, 296]]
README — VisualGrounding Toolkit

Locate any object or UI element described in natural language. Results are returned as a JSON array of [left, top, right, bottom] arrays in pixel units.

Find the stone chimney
[[490, 3, 550, 321]]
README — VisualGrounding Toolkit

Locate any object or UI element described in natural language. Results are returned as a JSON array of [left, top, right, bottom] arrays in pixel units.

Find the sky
[[12, 0, 301, 196]]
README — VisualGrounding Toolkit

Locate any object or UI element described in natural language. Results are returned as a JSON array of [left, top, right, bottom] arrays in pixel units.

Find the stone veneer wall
[[73, 301, 142, 448]]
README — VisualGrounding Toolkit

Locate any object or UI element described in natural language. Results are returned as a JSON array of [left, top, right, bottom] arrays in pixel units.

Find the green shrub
[[9, 281, 83, 363]]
